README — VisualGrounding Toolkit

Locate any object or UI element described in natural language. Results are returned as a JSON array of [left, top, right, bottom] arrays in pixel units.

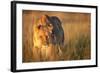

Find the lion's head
[[33, 15, 56, 48]]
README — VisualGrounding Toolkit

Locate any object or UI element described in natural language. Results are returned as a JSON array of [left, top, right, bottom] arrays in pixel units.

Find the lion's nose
[[46, 35, 49, 40]]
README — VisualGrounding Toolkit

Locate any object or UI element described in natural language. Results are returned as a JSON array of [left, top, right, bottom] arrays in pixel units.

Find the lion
[[32, 15, 64, 61]]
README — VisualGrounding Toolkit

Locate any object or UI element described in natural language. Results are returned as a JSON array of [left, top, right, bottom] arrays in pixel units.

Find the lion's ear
[[37, 15, 49, 25], [32, 16, 37, 25], [41, 15, 47, 24]]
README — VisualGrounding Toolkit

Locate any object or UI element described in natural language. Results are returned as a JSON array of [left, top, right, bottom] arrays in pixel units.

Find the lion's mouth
[[42, 44, 49, 48], [42, 42, 49, 46], [45, 35, 55, 46], [41, 35, 53, 46]]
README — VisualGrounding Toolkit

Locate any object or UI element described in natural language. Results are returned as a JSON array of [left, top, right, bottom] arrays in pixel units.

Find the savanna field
[[22, 10, 91, 62]]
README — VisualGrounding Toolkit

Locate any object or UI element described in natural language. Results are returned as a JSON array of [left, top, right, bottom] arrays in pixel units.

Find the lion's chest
[[40, 45, 59, 61]]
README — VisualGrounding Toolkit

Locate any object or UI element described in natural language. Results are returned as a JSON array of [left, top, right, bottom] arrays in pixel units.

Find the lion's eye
[[48, 24, 52, 27], [38, 25, 42, 29]]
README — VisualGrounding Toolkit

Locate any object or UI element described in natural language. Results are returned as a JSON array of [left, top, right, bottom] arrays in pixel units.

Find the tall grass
[[62, 34, 91, 60], [61, 14, 91, 60]]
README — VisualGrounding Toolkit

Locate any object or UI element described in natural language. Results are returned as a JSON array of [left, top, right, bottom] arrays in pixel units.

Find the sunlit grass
[[61, 22, 91, 60]]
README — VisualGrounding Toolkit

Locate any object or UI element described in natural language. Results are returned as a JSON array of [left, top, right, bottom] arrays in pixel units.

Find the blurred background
[[22, 10, 91, 62]]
